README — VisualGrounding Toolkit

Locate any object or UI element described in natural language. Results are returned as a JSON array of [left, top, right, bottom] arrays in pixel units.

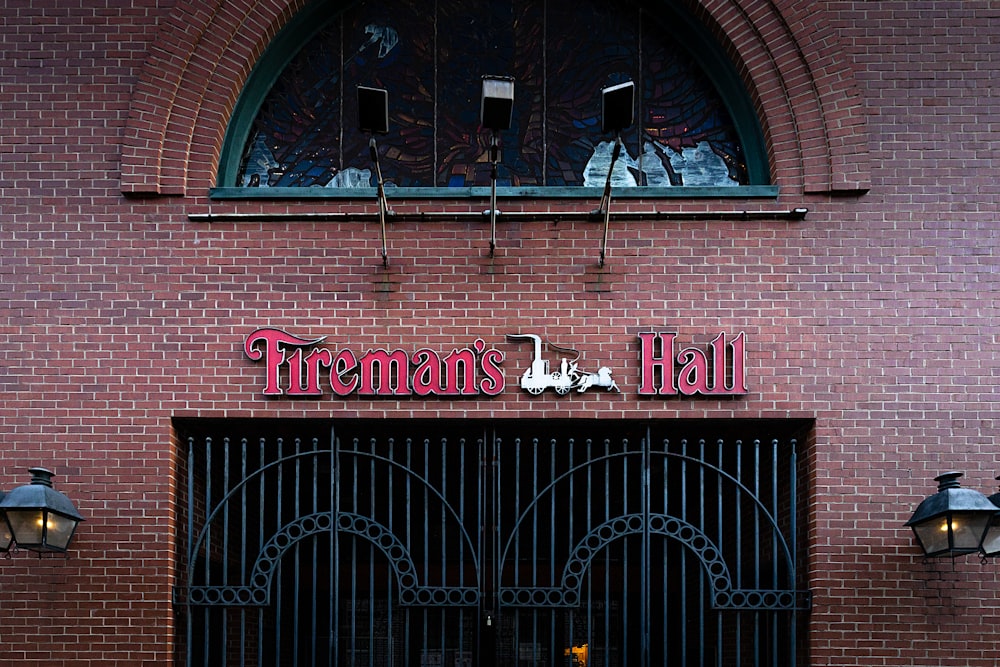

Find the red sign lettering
[[244, 329, 747, 399], [244, 328, 506, 398], [637, 331, 747, 396]]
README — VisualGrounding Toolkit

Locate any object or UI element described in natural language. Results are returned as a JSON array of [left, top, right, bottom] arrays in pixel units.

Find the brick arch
[[120, 0, 870, 196], [120, 0, 313, 196], [690, 0, 871, 193]]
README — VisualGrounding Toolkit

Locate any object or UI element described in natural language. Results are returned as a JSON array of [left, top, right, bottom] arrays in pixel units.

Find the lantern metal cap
[[0, 467, 85, 522], [904, 472, 997, 527]]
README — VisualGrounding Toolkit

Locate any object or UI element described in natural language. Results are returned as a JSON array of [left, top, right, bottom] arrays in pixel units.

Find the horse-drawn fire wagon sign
[[505, 334, 619, 395], [243, 328, 747, 398]]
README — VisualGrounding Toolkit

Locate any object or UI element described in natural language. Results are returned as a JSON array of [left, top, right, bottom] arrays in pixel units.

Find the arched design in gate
[[176, 418, 811, 666]]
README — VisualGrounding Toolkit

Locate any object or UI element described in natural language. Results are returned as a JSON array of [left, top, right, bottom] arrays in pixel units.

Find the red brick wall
[[0, 1, 997, 665]]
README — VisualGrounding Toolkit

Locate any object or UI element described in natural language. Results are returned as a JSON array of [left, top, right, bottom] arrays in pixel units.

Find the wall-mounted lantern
[[0, 468, 85, 554], [905, 472, 998, 559]]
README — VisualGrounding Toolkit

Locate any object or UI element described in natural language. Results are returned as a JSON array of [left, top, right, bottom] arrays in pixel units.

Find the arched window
[[216, 0, 771, 196]]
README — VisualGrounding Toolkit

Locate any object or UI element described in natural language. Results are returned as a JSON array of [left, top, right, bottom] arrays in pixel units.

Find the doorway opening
[[175, 418, 812, 666]]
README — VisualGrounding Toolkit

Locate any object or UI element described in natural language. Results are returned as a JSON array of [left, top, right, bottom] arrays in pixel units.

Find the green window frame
[[213, 0, 775, 200]]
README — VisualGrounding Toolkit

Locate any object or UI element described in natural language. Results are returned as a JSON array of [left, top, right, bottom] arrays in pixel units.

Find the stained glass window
[[231, 0, 763, 191]]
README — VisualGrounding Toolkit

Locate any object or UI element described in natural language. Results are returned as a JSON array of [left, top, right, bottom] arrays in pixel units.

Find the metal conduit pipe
[[188, 208, 808, 224]]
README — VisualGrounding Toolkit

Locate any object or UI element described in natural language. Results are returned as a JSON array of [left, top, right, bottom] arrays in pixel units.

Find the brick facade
[[0, 0, 997, 665]]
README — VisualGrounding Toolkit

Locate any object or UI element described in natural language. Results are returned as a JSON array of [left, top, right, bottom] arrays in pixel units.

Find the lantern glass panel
[[44, 511, 79, 552], [914, 511, 991, 557], [0, 515, 11, 551], [913, 520, 947, 556], [981, 515, 1000, 556], [949, 511, 992, 552], [5, 508, 45, 547]]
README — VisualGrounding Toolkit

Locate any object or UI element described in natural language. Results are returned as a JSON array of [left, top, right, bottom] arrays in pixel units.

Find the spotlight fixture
[[358, 85, 389, 135], [593, 80, 635, 267], [905, 472, 998, 559], [480, 76, 514, 132], [357, 85, 394, 267], [480, 75, 514, 258], [601, 80, 635, 134]]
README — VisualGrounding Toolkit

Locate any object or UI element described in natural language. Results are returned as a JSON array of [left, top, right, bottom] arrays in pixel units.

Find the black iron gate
[[175, 418, 811, 666]]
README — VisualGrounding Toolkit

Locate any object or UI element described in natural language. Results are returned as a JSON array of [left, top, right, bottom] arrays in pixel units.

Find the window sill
[[209, 185, 780, 201]]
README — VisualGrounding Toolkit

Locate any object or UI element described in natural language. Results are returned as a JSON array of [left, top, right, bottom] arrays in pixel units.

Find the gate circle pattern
[[561, 513, 732, 598], [249, 512, 423, 604], [188, 586, 268, 606], [713, 590, 797, 610]]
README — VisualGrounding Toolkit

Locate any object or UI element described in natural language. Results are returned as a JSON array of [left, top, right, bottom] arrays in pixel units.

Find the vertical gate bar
[[790, 439, 798, 667], [385, 438, 396, 666], [293, 438, 301, 667], [642, 428, 650, 667], [349, 440, 359, 664], [662, 439, 670, 667], [458, 439, 464, 667], [680, 439, 688, 667], [528, 436, 539, 623], [404, 604, 411, 667], [240, 439, 248, 667], [456, 434, 465, 667], [473, 429, 488, 662], [369, 436, 376, 667], [441, 437, 447, 666], [275, 438, 284, 666], [406, 437, 413, 666], [185, 437, 195, 667], [771, 439, 779, 667], [423, 438, 430, 662], [603, 437, 610, 665], [584, 438, 592, 663], [258, 437, 266, 667], [622, 437, 630, 667], [572, 438, 580, 662], [369, 543, 375, 667], [716, 439, 724, 667], [311, 444, 319, 666], [330, 427, 338, 667], [387, 436, 395, 667], [203, 437, 212, 667], [359, 439, 366, 666], [529, 438, 541, 586], [222, 438, 230, 666], [553, 444, 561, 664], [753, 439, 761, 667], [753, 440, 762, 665], [735, 440, 743, 667], [510, 437, 519, 664], [459, 437, 465, 590], [496, 432, 503, 659], [698, 439, 706, 667]]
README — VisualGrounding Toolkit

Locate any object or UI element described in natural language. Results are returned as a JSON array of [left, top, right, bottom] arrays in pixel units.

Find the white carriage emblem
[[506, 334, 620, 395]]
